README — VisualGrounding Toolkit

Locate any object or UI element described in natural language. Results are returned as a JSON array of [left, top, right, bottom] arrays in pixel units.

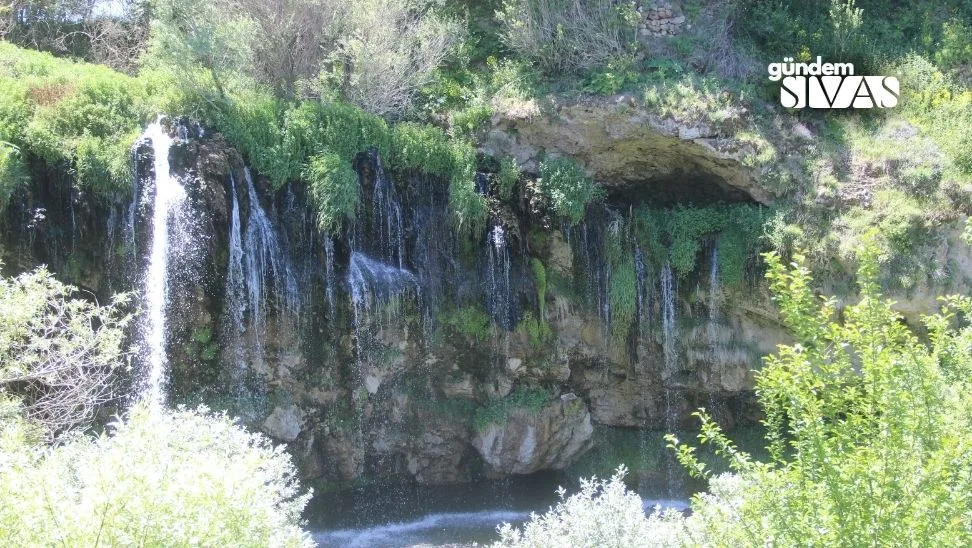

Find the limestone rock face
[[473, 393, 594, 475], [484, 95, 772, 205], [262, 404, 303, 442]]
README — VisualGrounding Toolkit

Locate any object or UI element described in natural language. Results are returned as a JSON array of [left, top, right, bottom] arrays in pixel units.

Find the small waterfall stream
[[486, 224, 513, 330], [141, 118, 187, 406], [221, 168, 300, 385], [660, 262, 681, 495], [708, 243, 720, 326]]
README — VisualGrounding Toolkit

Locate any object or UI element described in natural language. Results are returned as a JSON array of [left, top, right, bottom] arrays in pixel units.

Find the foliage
[[515, 310, 553, 348], [496, 0, 637, 74], [493, 465, 686, 547], [537, 157, 604, 226], [0, 404, 313, 547], [145, 0, 254, 99], [608, 256, 636, 342], [530, 257, 547, 323], [634, 204, 769, 283], [303, 152, 359, 235], [439, 303, 491, 343], [0, 42, 154, 194], [667, 240, 972, 546], [0, 142, 27, 209], [936, 19, 972, 76], [473, 387, 551, 431], [0, 267, 134, 440], [318, 0, 464, 116], [582, 55, 643, 96], [496, 156, 520, 201]]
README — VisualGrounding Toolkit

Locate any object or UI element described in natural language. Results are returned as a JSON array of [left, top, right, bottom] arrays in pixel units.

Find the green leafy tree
[[669, 238, 972, 546]]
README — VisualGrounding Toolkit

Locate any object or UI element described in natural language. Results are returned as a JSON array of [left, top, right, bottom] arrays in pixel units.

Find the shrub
[[496, 156, 520, 201], [318, 0, 463, 116], [439, 303, 491, 343], [493, 465, 686, 547], [473, 387, 551, 431], [537, 157, 604, 226], [669, 239, 972, 545], [0, 404, 313, 547], [496, 0, 637, 74], [0, 267, 133, 440], [303, 152, 360, 235]]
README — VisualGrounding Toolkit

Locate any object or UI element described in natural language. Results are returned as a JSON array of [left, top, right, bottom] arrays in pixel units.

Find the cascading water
[[140, 118, 187, 406], [708, 243, 720, 326], [660, 261, 681, 495], [324, 236, 337, 315], [242, 168, 300, 323], [349, 252, 420, 317], [220, 168, 300, 385], [485, 224, 513, 330], [368, 153, 405, 268], [634, 245, 648, 329]]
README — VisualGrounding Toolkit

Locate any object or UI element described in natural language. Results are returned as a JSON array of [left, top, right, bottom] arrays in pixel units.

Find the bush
[[0, 404, 313, 547], [0, 267, 133, 440], [473, 387, 551, 431], [497, 0, 637, 74], [668, 239, 972, 545], [317, 0, 464, 116], [303, 152, 360, 235], [537, 157, 604, 226], [0, 42, 154, 194], [493, 465, 686, 547]]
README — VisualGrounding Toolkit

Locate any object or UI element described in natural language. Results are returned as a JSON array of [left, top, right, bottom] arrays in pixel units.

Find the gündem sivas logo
[[768, 56, 899, 109]]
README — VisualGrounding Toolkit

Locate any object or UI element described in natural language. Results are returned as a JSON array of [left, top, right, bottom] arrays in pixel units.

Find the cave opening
[[604, 170, 759, 209]]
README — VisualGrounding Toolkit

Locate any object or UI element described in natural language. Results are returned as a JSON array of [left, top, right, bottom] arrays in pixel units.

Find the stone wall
[[637, 2, 686, 38]]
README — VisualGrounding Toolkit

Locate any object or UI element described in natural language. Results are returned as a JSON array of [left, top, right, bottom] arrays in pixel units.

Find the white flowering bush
[[0, 404, 312, 547], [493, 465, 688, 548]]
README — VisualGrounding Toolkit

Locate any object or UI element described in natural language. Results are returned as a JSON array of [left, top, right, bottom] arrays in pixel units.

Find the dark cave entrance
[[604, 170, 759, 209]]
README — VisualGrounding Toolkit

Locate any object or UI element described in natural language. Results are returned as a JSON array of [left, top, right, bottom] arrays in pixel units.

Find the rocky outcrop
[[484, 94, 773, 205], [473, 394, 594, 475]]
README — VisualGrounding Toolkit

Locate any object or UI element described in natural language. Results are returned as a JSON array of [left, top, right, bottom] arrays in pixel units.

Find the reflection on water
[[307, 471, 690, 547]]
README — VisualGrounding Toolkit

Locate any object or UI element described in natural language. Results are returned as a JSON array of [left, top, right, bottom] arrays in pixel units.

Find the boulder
[[473, 393, 594, 475]]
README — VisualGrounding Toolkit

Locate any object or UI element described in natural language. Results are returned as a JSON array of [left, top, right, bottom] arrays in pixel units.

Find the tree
[[669, 238, 972, 545], [322, 0, 463, 117], [496, 0, 636, 74], [0, 267, 134, 440]]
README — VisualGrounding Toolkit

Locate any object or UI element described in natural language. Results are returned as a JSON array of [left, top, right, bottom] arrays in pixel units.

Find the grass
[[472, 387, 552, 431]]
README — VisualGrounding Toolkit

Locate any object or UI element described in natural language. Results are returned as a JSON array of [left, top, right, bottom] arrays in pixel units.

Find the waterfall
[[634, 245, 649, 329], [708, 243, 719, 321], [349, 252, 419, 318], [708, 243, 720, 343], [369, 153, 405, 268], [220, 168, 300, 385], [661, 262, 677, 369], [485, 224, 513, 330], [324, 236, 337, 315], [660, 261, 681, 495], [222, 177, 247, 383], [141, 118, 187, 407]]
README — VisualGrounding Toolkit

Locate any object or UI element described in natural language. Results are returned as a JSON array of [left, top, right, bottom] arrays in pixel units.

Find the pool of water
[[307, 472, 690, 547]]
